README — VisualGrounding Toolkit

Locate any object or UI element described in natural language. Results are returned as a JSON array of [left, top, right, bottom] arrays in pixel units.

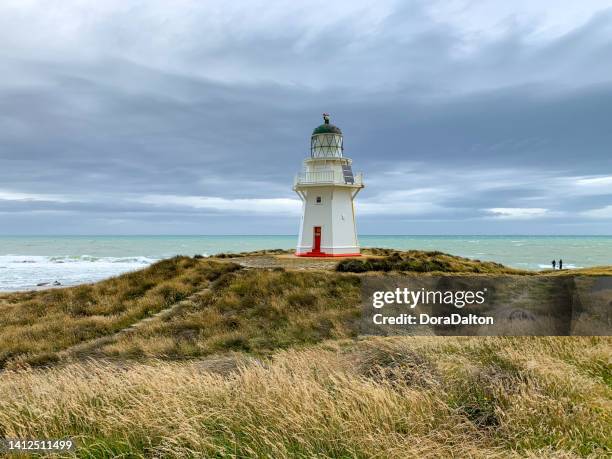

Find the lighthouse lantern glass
[[310, 133, 343, 158]]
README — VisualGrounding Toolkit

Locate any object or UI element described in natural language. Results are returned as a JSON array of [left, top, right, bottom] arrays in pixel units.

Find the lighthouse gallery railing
[[294, 170, 363, 186]]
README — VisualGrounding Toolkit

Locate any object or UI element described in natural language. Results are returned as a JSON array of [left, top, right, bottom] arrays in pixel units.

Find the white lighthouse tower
[[294, 114, 364, 257]]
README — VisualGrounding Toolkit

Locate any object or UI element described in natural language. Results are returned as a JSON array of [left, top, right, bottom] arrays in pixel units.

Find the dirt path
[[230, 255, 340, 270], [55, 254, 353, 360], [58, 287, 211, 360]]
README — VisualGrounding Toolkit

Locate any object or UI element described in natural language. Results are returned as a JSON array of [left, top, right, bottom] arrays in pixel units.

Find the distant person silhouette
[[552, 260, 556, 270], [559, 259, 563, 270]]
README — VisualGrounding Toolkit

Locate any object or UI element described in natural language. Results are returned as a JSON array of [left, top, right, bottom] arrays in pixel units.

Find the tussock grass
[[0, 257, 240, 369], [0, 337, 609, 458], [97, 269, 362, 359], [338, 250, 526, 274]]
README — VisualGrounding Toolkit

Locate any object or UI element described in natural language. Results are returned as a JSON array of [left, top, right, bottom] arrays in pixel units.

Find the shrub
[[337, 250, 524, 274]]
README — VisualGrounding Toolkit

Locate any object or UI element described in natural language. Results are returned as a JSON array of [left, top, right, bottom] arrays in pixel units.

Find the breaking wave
[[0, 255, 158, 291]]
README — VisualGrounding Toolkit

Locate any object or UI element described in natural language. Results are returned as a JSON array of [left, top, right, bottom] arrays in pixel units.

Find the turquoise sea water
[[0, 235, 610, 291]]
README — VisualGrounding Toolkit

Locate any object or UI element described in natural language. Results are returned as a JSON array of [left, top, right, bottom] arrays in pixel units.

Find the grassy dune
[[341, 249, 526, 274], [97, 269, 361, 360], [0, 337, 609, 458], [339, 249, 612, 275], [0, 257, 239, 369], [0, 251, 610, 457], [1, 250, 610, 368]]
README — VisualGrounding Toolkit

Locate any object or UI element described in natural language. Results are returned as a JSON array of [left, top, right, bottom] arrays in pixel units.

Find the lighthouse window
[[315, 196, 322, 204]]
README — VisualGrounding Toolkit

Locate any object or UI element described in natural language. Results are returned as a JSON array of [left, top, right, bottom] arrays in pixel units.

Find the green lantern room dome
[[312, 113, 342, 135]]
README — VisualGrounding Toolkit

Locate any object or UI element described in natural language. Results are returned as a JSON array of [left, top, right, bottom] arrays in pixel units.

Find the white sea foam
[[0, 255, 157, 291]]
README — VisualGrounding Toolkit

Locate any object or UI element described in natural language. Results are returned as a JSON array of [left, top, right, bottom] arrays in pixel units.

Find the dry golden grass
[[0, 253, 610, 457], [0, 257, 240, 369], [0, 337, 609, 458], [97, 269, 362, 360]]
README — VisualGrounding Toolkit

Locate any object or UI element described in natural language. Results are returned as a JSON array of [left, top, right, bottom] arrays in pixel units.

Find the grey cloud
[[0, 1, 611, 234]]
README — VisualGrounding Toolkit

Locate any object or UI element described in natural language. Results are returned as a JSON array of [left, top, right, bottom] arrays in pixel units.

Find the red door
[[313, 227, 321, 253]]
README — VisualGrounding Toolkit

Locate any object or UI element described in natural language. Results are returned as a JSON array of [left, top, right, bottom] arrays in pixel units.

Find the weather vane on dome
[[322, 113, 330, 124]]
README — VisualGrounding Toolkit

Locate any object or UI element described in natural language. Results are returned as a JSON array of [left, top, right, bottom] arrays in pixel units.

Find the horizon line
[[1, 234, 612, 238]]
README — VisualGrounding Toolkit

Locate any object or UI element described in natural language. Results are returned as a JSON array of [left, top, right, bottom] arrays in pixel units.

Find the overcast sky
[[1, 0, 611, 235]]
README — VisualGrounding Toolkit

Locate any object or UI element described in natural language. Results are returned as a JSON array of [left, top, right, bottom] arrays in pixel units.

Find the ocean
[[0, 235, 610, 291]]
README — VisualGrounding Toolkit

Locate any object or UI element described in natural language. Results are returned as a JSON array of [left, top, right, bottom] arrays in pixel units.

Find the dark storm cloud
[[0, 0, 611, 234]]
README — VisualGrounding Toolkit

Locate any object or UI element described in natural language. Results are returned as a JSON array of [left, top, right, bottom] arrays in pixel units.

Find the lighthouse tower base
[[296, 250, 361, 258], [295, 186, 361, 257]]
